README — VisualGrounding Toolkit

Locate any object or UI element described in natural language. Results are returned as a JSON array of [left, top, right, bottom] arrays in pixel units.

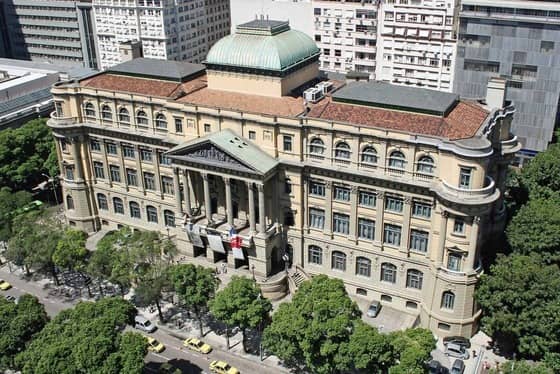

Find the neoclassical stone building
[[48, 20, 520, 337]]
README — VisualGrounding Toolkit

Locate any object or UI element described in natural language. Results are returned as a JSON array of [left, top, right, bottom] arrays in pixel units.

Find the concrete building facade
[[48, 20, 519, 337], [0, 0, 99, 69], [453, 0, 560, 160], [93, 0, 230, 70]]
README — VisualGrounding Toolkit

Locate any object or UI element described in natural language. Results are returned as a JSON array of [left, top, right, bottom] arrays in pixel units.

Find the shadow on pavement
[[144, 358, 205, 374]]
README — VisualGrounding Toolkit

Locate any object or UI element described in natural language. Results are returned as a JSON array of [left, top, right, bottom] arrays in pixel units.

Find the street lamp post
[[42, 173, 59, 205], [251, 264, 256, 281], [282, 252, 290, 274]]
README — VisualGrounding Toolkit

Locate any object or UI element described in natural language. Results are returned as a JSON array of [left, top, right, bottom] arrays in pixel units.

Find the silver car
[[445, 342, 470, 360], [366, 301, 381, 318], [134, 315, 156, 333]]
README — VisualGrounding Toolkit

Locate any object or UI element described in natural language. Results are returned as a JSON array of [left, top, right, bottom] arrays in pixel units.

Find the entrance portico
[[166, 129, 283, 276]]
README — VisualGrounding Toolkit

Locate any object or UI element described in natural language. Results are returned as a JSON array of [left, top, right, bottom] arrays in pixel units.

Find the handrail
[[441, 176, 495, 198]]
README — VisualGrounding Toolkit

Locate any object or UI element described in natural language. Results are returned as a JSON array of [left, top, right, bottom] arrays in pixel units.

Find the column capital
[[223, 176, 231, 185], [257, 183, 264, 192], [377, 191, 385, 199], [325, 181, 332, 189], [351, 185, 358, 194], [441, 210, 449, 218], [201, 172, 209, 181], [473, 216, 481, 224], [173, 167, 181, 175], [404, 196, 412, 205]]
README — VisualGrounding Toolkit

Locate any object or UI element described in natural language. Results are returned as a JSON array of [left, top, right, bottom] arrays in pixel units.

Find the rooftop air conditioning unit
[[316, 81, 334, 94], [304, 87, 324, 103]]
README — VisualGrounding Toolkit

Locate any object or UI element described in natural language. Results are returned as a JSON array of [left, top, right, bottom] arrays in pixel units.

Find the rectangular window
[[310, 181, 326, 197], [332, 252, 346, 271], [90, 139, 101, 151], [161, 176, 174, 195], [356, 258, 371, 277], [385, 196, 404, 213], [143, 172, 156, 190], [109, 165, 121, 182], [283, 135, 293, 152], [65, 166, 74, 180], [174, 118, 183, 133], [122, 145, 135, 159], [453, 218, 465, 234], [130, 204, 141, 218], [106, 142, 117, 155], [248, 131, 256, 140], [359, 191, 376, 207], [126, 168, 137, 186], [541, 40, 555, 53], [140, 149, 153, 162], [358, 218, 375, 240], [333, 213, 350, 234], [93, 161, 105, 179], [308, 246, 322, 265], [204, 124, 211, 133], [159, 152, 172, 166], [447, 253, 462, 271], [334, 186, 351, 202], [459, 168, 472, 188], [309, 208, 325, 229], [412, 202, 431, 218], [384, 224, 402, 246], [410, 229, 429, 252]]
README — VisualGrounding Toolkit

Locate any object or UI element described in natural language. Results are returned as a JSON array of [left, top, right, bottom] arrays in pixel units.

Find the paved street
[[0, 263, 286, 374]]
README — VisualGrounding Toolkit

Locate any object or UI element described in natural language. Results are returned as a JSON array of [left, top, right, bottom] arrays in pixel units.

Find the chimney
[[485, 77, 507, 109], [119, 40, 143, 63]]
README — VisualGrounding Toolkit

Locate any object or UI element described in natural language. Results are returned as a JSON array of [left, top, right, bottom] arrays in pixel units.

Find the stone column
[[349, 185, 358, 240], [258, 183, 266, 233], [202, 173, 212, 222], [400, 196, 412, 254], [303, 176, 309, 231], [467, 216, 480, 271], [436, 210, 449, 265], [182, 170, 192, 216], [173, 167, 183, 215], [375, 191, 385, 244], [71, 136, 84, 181], [119, 143, 128, 191], [134, 145, 145, 194], [247, 181, 256, 233], [324, 181, 332, 235], [224, 177, 233, 226]]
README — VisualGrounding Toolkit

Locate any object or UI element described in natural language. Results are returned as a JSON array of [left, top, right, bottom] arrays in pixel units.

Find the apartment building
[[48, 20, 519, 337], [312, 0, 379, 76], [376, 0, 458, 91], [0, 0, 98, 68], [93, 0, 230, 70], [453, 0, 560, 162]]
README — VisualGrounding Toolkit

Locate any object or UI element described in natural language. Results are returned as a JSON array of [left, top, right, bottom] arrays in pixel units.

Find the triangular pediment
[[170, 141, 256, 173]]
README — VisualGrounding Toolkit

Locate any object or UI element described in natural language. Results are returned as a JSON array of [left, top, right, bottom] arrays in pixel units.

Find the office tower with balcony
[[453, 0, 560, 162]]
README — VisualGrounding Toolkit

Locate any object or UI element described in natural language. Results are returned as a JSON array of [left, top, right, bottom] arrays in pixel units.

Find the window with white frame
[[174, 118, 183, 133], [308, 245, 322, 265], [140, 148, 153, 162], [361, 146, 378, 165], [84, 102, 95, 117], [453, 218, 465, 234], [416, 155, 434, 174], [113, 197, 124, 214], [381, 263, 397, 283], [109, 165, 121, 182], [333, 213, 350, 234], [441, 291, 455, 310], [122, 145, 135, 159], [118, 108, 130, 123], [385, 196, 403, 213], [412, 201, 431, 218], [136, 110, 149, 126], [356, 257, 371, 277], [388, 150, 406, 169], [359, 191, 376, 207], [309, 208, 325, 229], [130, 201, 141, 218], [309, 181, 326, 197], [334, 141, 351, 160], [93, 161, 105, 179], [384, 224, 402, 246], [358, 218, 375, 240], [332, 251, 346, 271], [146, 205, 158, 223], [126, 169, 138, 186], [106, 142, 117, 155], [410, 230, 429, 252], [283, 135, 293, 152], [406, 269, 423, 289], [97, 193, 108, 210], [159, 152, 172, 166], [161, 176, 174, 195], [155, 113, 167, 129], [90, 139, 101, 151], [459, 167, 472, 188], [101, 105, 112, 120], [164, 210, 175, 227], [143, 172, 156, 191], [447, 253, 462, 271], [309, 138, 325, 157], [334, 186, 350, 201]]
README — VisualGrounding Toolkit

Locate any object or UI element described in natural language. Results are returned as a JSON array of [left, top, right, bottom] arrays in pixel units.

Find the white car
[[134, 315, 156, 333]]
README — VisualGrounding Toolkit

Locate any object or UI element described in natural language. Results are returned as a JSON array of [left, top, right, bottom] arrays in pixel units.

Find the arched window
[[130, 201, 141, 219], [155, 113, 167, 129], [441, 291, 455, 310], [334, 141, 351, 160], [361, 146, 378, 165], [308, 245, 322, 265], [97, 193, 108, 210], [416, 155, 435, 174], [136, 110, 149, 126], [332, 251, 346, 271], [66, 195, 74, 210], [164, 209, 175, 227], [84, 102, 95, 117], [388, 150, 406, 169], [406, 269, 423, 289], [101, 105, 112, 120], [113, 197, 124, 214], [356, 257, 371, 277], [118, 108, 130, 123], [380, 262, 397, 283], [146, 205, 158, 223], [309, 138, 325, 157]]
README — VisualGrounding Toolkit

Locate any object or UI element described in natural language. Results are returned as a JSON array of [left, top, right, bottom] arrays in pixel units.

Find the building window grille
[[84, 102, 95, 118], [388, 150, 406, 169], [309, 208, 325, 229], [122, 145, 135, 159], [101, 105, 112, 120], [106, 142, 117, 155], [93, 162, 105, 179], [416, 156, 434, 174], [118, 108, 130, 123], [356, 257, 371, 277], [159, 153, 172, 166], [309, 138, 325, 158], [412, 202, 431, 218], [334, 141, 351, 160], [334, 186, 350, 201], [459, 168, 472, 188], [90, 139, 101, 151], [331, 251, 346, 271], [441, 291, 455, 310], [126, 169, 138, 186], [130, 201, 141, 219], [308, 245, 322, 265], [309, 181, 326, 197], [161, 176, 174, 195], [406, 269, 423, 289], [359, 191, 376, 207], [143, 172, 156, 191], [447, 253, 462, 271], [358, 218, 375, 240], [384, 224, 402, 246], [113, 197, 124, 214], [385, 196, 403, 213], [381, 263, 397, 283], [140, 149, 153, 162], [155, 113, 167, 129], [333, 213, 350, 234], [146, 205, 158, 223], [410, 230, 429, 252], [164, 210, 175, 227], [97, 193, 108, 210], [109, 165, 121, 183], [136, 110, 149, 126], [361, 146, 378, 165]]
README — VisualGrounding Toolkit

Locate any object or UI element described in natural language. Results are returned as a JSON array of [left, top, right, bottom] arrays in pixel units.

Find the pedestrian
[[215, 266, 220, 275], [222, 263, 227, 274]]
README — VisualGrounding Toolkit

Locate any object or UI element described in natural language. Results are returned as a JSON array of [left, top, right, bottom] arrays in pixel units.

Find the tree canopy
[[53, 229, 88, 271], [0, 187, 33, 241], [388, 328, 436, 374], [475, 254, 560, 359], [519, 143, 560, 200]]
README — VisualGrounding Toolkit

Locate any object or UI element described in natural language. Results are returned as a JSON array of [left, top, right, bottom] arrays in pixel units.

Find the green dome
[[205, 20, 320, 73]]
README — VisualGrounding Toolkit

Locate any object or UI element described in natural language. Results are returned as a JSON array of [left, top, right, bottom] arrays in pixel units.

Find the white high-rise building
[[312, 0, 379, 76], [375, 0, 458, 91], [93, 0, 230, 70]]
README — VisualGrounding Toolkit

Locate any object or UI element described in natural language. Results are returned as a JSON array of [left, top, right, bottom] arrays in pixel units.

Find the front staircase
[[291, 271, 307, 288], [287, 265, 311, 294]]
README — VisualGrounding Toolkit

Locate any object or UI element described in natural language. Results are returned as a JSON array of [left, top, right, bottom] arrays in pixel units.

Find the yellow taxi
[[183, 337, 212, 354], [209, 360, 240, 374], [0, 279, 12, 291], [146, 336, 165, 353]]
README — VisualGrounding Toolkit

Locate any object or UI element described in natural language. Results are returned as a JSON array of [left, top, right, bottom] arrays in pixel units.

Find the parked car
[[445, 342, 469, 360], [450, 359, 465, 374], [146, 336, 165, 353], [0, 279, 12, 291], [135, 315, 156, 333], [4, 295, 17, 303], [209, 360, 239, 374], [443, 336, 471, 349], [158, 362, 182, 374], [366, 300, 381, 318], [183, 337, 212, 354], [427, 359, 446, 374]]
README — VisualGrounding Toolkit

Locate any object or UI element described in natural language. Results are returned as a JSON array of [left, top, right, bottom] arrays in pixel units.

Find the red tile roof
[[81, 74, 181, 97]]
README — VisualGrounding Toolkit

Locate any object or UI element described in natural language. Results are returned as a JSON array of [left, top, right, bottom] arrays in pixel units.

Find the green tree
[[0, 294, 49, 370], [134, 276, 169, 323], [170, 263, 218, 336], [388, 328, 436, 374], [0, 187, 33, 241], [476, 254, 560, 359], [262, 275, 361, 374], [519, 143, 560, 200], [52, 229, 88, 271], [506, 198, 560, 262], [210, 276, 271, 352], [15, 297, 145, 374], [0, 118, 58, 191], [490, 360, 553, 374]]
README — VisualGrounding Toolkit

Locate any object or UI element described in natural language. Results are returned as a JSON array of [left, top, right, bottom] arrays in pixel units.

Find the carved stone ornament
[[377, 191, 385, 199], [441, 210, 449, 218], [351, 185, 358, 193], [186, 144, 248, 170], [404, 196, 412, 204], [325, 181, 332, 189]]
